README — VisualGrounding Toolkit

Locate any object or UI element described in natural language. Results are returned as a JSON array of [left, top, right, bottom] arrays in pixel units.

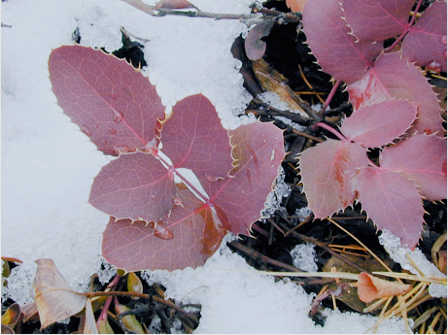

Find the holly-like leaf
[[203, 122, 285, 235], [302, 0, 382, 83], [381, 134, 447, 201], [33, 259, 87, 329], [244, 20, 275, 61], [49, 46, 165, 156], [299, 139, 370, 219], [348, 52, 443, 134], [160, 94, 233, 181], [340, 0, 414, 41], [402, 0, 447, 73], [357, 272, 411, 303], [353, 166, 424, 248], [340, 100, 417, 147], [89, 152, 176, 222], [102, 185, 227, 271]]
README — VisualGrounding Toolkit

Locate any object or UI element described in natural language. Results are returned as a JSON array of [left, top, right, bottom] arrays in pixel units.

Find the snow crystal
[[379, 230, 446, 298], [291, 243, 318, 272], [262, 167, 291, 217], [97, 257, 117, 285], [3, 262, 37, 306], [295, 206, 312, 222]]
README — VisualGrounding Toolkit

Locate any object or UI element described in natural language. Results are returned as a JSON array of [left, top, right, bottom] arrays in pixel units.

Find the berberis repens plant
[[49, 45, 285, 271], [299, 0, 446, 248]]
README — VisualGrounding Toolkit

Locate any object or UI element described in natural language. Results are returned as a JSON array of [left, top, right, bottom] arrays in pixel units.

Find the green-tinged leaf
[[115, 300, 145, 334], [97, 318, 115, 334], [127, 273, 143, 298], [1, 303, 21, 328]]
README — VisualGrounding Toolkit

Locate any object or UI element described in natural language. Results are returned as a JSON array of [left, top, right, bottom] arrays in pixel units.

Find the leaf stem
[[314, 122, 346, 141], [96, 274, 121, 327], [155, 152, 209, 204], [384, 0, 423, 53], [320, 80, 341, 117]]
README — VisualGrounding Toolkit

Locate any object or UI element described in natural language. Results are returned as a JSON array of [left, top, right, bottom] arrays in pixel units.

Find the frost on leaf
[[302, 0, 382, 83], [33, 259, 86, 329], [160, 94, 233, 181], [402, 1, 447, 73], [340, 0, 414, 41], [381, 134, 447, 201], [89, 152, 176, 222], [48, 46, 165, 156], [348, 52, 443, 134], [299, 139, 369, 218], [203, 122, 285, 235], [340, 100, 417, 148], [102, 185, 228, 271], [354, 166, 424, 248]]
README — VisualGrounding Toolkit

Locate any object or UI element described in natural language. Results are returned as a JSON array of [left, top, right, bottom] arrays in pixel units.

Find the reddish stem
[[96, 274, 121, 327], [314, 122, 346, 141], [155, 152, 208, 203], [321, 80, 341, 116], [385, 0, 423, 52]]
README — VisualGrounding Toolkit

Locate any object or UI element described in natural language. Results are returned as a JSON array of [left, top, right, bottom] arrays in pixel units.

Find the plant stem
[[320, 80, 341, 117], [155, 152, 209, 204], [314, 122, 346, 141], [384, 0, 423, 52], [96, 274, 121, 328]]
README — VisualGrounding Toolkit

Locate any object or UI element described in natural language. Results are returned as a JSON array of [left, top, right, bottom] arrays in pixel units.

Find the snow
[[2, 0, 408, 332], [379, 230, 446, 298], [291, 243, 318, 272]]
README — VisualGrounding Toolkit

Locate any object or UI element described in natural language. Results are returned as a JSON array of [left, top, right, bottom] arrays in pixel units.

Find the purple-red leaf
[[381, 134, 447, 201], [49, 46, 165, 156], [340, 0, 414, 41], [89, 152, 175, 222], [348, 52, 443, 134], [340, 100, 417, 147], [203, 122, 285, 235], [154, 0, 195, 9], [353, 166, 424, 248], [402, 0, 447, 73], [102, 186, 227, 271], [161, 94, 233, 181], [303, 0, 382, 83], [299, 139, 370, 219], [244, 20, 275, 61]]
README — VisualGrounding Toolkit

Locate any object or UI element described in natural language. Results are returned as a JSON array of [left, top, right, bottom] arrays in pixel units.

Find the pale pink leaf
[[102, 186, 227, 271], [357, 272, 411, 303], [348, 52, 443, 134], [203, 122, 285, 235], [303, 0, 382, 83], [89, 152, 175, 222], [381, 134, 447, 201], [49, 45, 165, 156], [286, 0, 308, 12], [299, 139, 370, 218], [244, 20, 275, 61], [354, 166, 424, 248], [33, 259, 87, 329], [402, 1, 447, 73], [341, 0, 414, 41], [154, 0, 194, 9], [161, 94, 233, 181], [340, 100, 417, 147]]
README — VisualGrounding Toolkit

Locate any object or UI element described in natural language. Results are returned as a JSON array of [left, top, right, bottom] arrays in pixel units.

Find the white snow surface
[[2, 0, 408, 332]]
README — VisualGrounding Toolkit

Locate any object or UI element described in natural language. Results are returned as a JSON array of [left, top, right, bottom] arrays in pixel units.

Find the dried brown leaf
[[357, 272, 411, 303]]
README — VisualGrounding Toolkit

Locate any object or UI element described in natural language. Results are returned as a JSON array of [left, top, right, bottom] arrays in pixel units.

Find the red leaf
[[286, 0, 308, 12], [89, 152, 175, 222], [299, 139, 370, 218], [302, 0, 382, 83], [402, 1, 447, 73], [161, 94, 233, 181], [353, 166, 424, 248], [357, 272, 411, 303], [154, 0, 195, 9], [340, 100, 417, 147], [340, 0, 414, 41], [49, 46, 165, 156], [102, 186, 228, 271], [244, 20, 275, 61], [348, 52, 443, 134], [203, 122, 285, 235], [381, 134, 447, 201]]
